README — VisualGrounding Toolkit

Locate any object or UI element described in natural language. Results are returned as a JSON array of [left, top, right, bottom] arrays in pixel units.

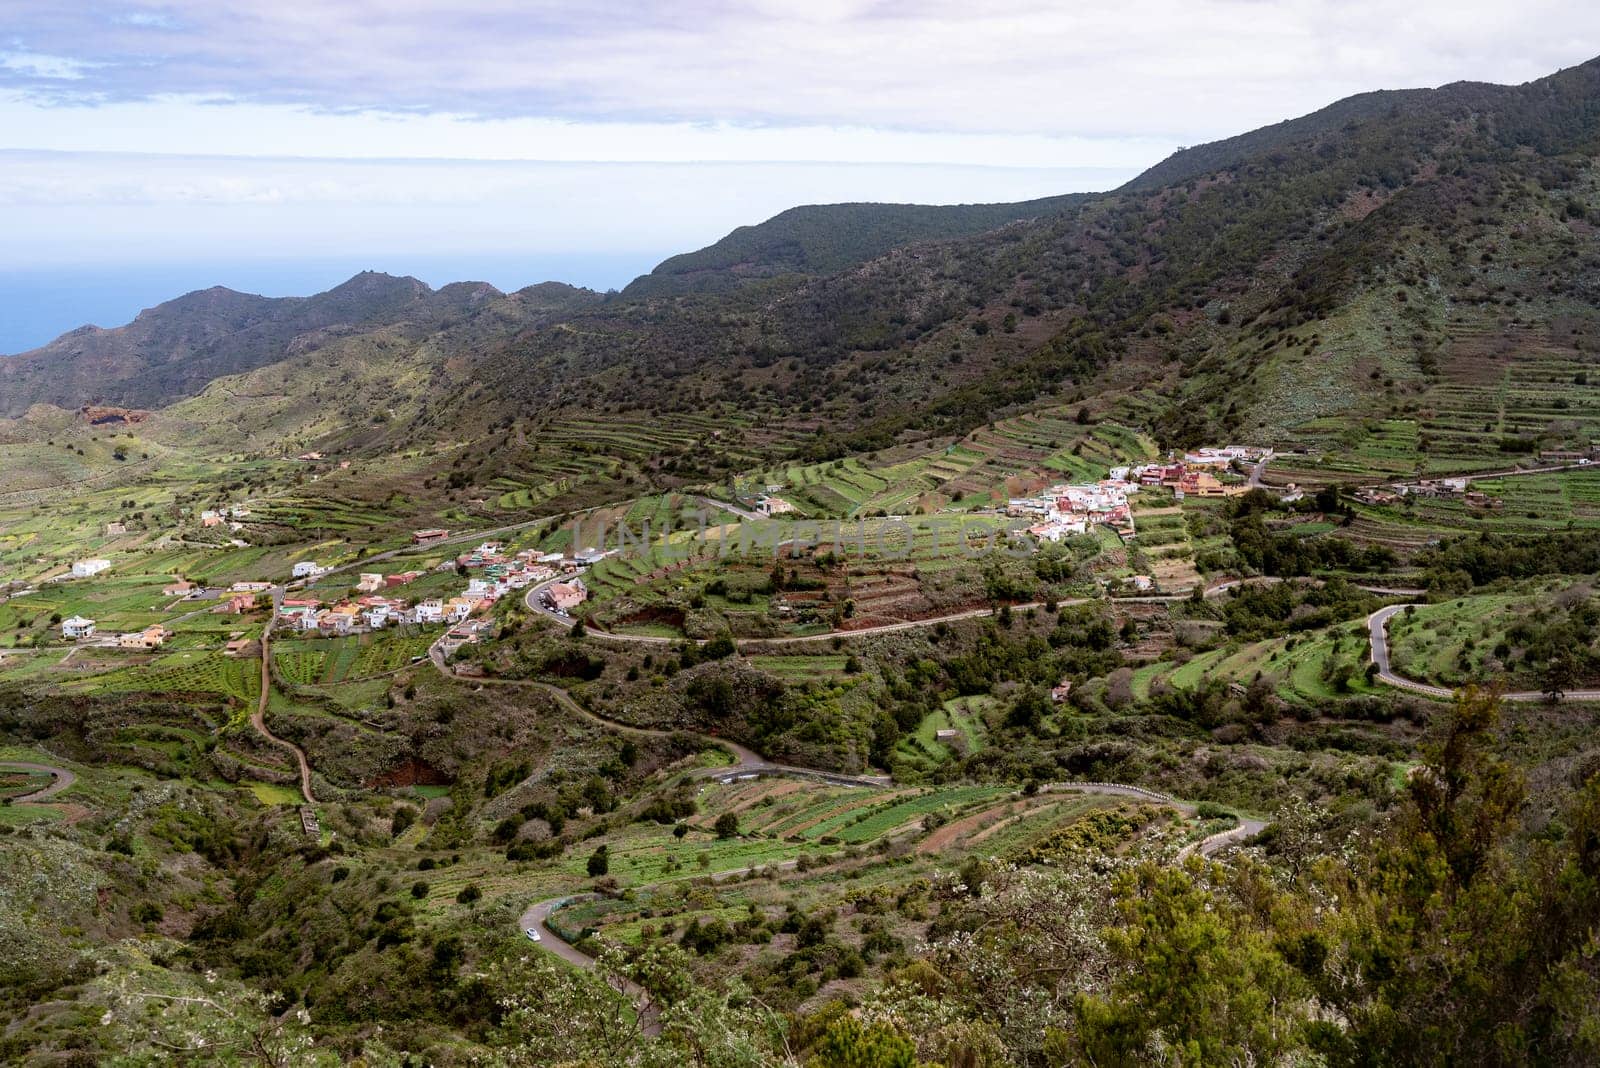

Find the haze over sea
[[0, 254, 657, 356]]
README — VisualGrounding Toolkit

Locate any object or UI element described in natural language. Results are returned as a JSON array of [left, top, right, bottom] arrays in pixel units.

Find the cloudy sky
[[3, 1, 1599, 349]]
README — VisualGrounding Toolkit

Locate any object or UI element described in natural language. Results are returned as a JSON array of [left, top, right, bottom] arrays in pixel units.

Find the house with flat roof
[[61, 616, 96, 640]]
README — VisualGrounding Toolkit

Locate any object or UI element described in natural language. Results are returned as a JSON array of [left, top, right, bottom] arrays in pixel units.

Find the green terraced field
[[274, 631, 435, 686], [65, 651, 260, 704]]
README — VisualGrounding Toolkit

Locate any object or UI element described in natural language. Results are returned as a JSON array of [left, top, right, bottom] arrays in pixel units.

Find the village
[[52, 535, 600, 653], [1005, 446, 1271, 543], [271, 540, 591, 643]]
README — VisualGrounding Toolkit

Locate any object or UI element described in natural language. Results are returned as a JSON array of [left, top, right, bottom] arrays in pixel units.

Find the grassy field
[[895, 696, 994, 771], [1131, 621, 1380, 705], [1384, 582, 1595, 690]]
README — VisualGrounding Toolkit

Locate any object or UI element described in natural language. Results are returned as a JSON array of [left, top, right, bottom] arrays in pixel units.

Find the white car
[[524, 927, 542, 942]]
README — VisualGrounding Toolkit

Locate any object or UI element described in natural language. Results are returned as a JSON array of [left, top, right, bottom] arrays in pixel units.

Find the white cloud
[[0, 50, 98, 80], [0, 93, 1170, 168], [1, 1, 1597, 143]]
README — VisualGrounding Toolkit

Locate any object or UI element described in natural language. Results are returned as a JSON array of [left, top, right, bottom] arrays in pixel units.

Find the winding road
[[514, 777, 1266, 1031], [1366, 604, 1600, 704], [0, 760, 77, 804]]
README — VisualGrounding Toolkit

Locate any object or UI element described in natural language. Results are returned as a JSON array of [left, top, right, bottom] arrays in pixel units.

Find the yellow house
[[119, 625, 168, 650]]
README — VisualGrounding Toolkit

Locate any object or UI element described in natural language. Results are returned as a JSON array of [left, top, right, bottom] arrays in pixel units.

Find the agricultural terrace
[[274, 631, 436, 687], [1267, 312, 1600, 483], [1342, 469, 1600, 552], [894, 695, 995, 773], [0, 555, 270, 648], [1129, 621, 1382, 706], [546, 790, 1183, 963], [742, 414, 1157, 518], [576, 514, 1111, 639], [59, 648, 260, 707], [491, 410, 816, 512]]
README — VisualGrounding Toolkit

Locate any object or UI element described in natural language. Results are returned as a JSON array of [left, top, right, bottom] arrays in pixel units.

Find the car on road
[[524, 927, 542, 942]]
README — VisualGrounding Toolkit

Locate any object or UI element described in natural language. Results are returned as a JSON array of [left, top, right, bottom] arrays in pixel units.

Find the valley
[[5, 54, 1600, 1067]]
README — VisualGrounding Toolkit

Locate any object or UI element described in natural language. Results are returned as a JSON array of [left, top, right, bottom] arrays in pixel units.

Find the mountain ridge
[[7, 56, 1600, 465]]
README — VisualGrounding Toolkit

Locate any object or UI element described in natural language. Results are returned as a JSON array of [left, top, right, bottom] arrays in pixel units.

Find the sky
[[3, 1, 1600, 351]]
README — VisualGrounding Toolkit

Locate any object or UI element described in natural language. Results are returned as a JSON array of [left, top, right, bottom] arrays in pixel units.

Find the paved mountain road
[[0, 761, 77, 804], [1366, 604, 1600, 703], [515, 778, 1267, 1030]]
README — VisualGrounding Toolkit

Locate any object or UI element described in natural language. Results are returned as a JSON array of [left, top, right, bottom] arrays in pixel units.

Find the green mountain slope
[[624, 194, 1089, 296], [0, 272, 512, 416], [8, 57, 1600, 479]]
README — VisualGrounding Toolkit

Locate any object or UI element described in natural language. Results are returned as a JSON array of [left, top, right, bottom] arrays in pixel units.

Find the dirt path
[[250, 627, 317, 804]]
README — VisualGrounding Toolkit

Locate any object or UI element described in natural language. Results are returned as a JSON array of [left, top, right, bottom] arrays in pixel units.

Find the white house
[[61, 616, 96, 640], [414, 600, 446, 624], [756, 495, 796, 516], [70, 559, 111, 579], [356, 573, 385, 593], [363, 606, 391, 630], [291, 561, 325, 579]]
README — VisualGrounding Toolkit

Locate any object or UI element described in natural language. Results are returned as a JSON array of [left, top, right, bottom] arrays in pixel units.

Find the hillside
[[0, 271, 512, 416], [7, 59, 1600, 482], [623, 193, 1089, 296], [9, 54, 1600, 1067]]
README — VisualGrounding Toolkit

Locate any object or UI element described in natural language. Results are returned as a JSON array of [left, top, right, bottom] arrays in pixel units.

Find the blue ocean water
[[0, 253, 663, 355]]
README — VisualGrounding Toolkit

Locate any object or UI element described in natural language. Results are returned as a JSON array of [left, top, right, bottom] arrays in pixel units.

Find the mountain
[[0, 271, 507, 416], [455, 55, 1600, 463], [623, 194, 1089, 296], [8, 58, 1600, 472]]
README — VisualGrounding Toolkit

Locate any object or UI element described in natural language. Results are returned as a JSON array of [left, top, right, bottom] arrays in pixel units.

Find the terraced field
[[274, 632, 435, 686], [751, 415, 1156, 518], [581, 512, 1041, 638], [555, 790, 1153, 953], [64, 650, 260, 705], [895, 695, 994, 771], [1344, 469, 1600, 549], [1271, 317, 1600, 484], [1383, 585, 1593, 691], [1131, 621, 1378, 705]]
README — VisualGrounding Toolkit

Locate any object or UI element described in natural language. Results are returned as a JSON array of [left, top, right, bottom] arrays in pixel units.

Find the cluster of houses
[[200, 505, 251, 530], [1007, 479, 1139, 542], [1120, 448, 1267, 501], [1359, 477, 1501, 510], [1003, 446, 1271, 543], [277, 543, 578, 639]]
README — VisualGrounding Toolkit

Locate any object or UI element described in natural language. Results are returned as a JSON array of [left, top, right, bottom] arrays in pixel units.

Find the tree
[[1542, 647, 1580, 700], [808, 1015, 920, 1068], [587, 844, 610, 877], [1076, 865, 1312, 1066], [714, 812, 740, 839]]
